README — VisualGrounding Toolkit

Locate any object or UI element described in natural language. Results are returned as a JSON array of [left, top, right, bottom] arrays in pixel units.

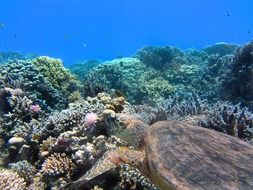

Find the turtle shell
[[144, 120, 253, 190]]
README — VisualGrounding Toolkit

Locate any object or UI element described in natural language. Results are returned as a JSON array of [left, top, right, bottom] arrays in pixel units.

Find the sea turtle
[[60, 114, 253, 190]]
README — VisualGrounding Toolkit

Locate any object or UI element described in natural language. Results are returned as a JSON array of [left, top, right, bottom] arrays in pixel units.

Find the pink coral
[[84, 112, 98, 128], [29, 104, 42, 114]]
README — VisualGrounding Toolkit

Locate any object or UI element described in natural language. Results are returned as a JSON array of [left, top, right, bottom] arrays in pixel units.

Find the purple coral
[[29, 104, 41, 114]]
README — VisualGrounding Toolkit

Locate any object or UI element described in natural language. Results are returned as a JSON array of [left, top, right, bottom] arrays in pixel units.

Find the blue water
[[0, 0, 252, 66]]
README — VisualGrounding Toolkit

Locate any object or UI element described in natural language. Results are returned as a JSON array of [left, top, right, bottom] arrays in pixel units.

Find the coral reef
[[2, 42, 253, 190], [82, 62, 127, 97], [203, 42, 239, 56], [68, 59, 102, 81], [82, 58, 175, 103], [158, 92, 209, 120], [32, 56, 81, 100], [136, 46, 183, 70], [0, 169, 27, 190], [222, 41, 253, 107], [0, 51, 37, 65], [200, 102, 253, 142], [119, 164, 159, 190], [0, 60, 66, 110], [9, 160, 36, 184], [41, 153, 75, 178]]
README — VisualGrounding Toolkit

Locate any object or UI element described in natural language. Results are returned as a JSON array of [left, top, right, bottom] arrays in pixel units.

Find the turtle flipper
[[57, 148, 121, 190], [58, 147, 144, 190]]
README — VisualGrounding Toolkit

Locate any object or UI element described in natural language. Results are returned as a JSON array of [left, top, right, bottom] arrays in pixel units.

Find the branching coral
[[200, 102, 253, 142], [159, 92, 209, 120], [119, 164, 159, 190], [45, 107, 86, 136], [0, 169, 27, 190], [9, 160, 36, 184], [41, 153, 75, 178], [222, 41, 253, 105]]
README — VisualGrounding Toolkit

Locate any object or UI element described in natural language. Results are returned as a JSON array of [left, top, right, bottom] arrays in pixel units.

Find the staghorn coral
[[9, 119, 45, 141], [0, 169, 27, 190], [123, 103, 167, 125], [158, 92, 209, 120], [41, 153, 75, 178], [200, 102, 253, 142]]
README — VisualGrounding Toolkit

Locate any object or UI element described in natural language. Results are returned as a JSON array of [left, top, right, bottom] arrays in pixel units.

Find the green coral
[[68, 91, 83, 103], [165, 63, 201, 85], [32, 56, 81, 99], [139, 76, 174, 101], [82, 58, 175, 103], [0, 60, 66, 110], [136, 46, 184, 70]]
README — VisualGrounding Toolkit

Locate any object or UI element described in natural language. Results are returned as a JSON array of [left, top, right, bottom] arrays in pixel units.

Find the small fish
[[226, 10, 231, 17], [0, 23, 5, 29], [64, 34, 69, 40], [115, 90, 126, 99]]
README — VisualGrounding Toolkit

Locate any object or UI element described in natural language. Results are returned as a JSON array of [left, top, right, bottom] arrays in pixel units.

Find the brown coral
[[0, 169, 27, 190]]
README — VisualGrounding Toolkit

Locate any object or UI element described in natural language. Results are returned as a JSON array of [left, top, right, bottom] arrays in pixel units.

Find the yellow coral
[[32, 56, 81, 98], [41, 153, 75, 177]]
